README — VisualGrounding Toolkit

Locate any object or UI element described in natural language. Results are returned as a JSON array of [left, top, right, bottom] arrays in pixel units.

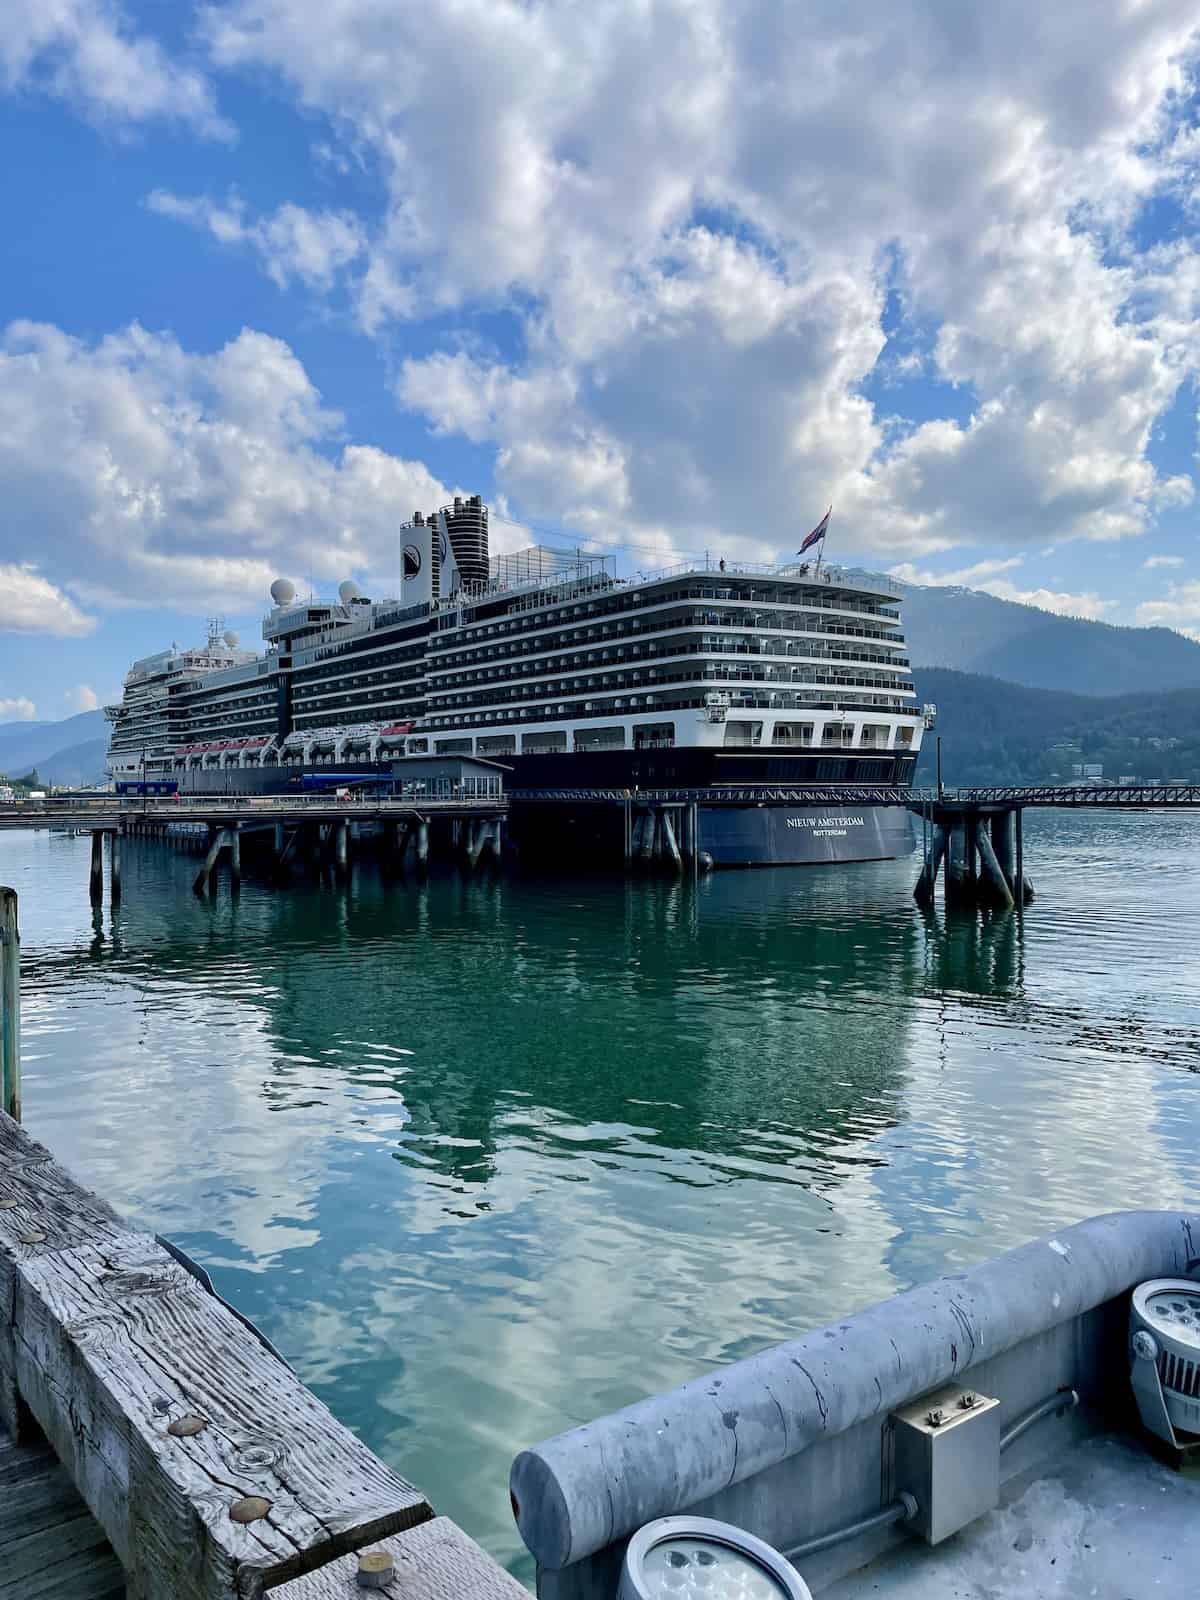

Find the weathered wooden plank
[[12, 1230, 431, 1599], [0, 1113, 127, 1441], [0, 1421, 125, 1600], [274, 1517, 530, 1600], [0, 1511, 125, 1600]]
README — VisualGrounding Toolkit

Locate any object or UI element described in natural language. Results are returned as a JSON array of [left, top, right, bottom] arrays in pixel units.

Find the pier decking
[[0, 1421, 124, 1599]]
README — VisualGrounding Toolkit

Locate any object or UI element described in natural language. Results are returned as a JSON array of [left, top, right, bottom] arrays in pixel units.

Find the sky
[[2, 0, 1200, 725]]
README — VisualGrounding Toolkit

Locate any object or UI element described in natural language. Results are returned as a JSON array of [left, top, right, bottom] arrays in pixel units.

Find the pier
[[0, 883, 524, 1600], [3, 781, 1199, 900], [0, 789, 507, 904]]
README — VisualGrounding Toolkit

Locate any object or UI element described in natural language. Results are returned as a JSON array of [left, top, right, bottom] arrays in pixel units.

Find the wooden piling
[[89, 830, 104, 905], [192, 826, 226, 896], [913, 823, 947, 905], [229, 823, 242, 889], [415, 819, 429, 871], [334, 818, 349, 876], [945, 820, 970, 904], [0, 888, 18, 1123], [1014, 806, 1034, 903], [110, 829, 122, 905]]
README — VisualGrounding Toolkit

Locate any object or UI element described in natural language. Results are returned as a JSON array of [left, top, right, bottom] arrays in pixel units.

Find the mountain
[[35, 739, 111, 787], [913, 668, 1200, 787], [900, 584, 1200, 695], [0, 711, 108, 785]]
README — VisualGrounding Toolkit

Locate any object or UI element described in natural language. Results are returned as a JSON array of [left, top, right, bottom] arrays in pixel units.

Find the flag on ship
[[799, 507, 832, 554]]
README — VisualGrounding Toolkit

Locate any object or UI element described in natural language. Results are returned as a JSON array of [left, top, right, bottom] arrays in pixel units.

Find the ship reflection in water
[[3, 806, 1200, 1582]]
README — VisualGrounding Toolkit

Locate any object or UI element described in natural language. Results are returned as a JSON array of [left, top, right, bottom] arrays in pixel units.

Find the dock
[[0, 1106, 525, 1599], [0, 789, 507, 904], [2, 881, 527, 1596]]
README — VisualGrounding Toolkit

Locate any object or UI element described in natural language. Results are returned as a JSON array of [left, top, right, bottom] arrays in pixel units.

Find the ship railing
[[615, 559, 905, 598]]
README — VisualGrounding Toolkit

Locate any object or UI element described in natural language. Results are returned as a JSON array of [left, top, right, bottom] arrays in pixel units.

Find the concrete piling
[[976, 823, 1015, 908], [660, 808, 683, 874]]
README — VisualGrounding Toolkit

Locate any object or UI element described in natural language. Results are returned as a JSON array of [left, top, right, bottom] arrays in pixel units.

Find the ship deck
[[827, 1431, 1199, 1600]]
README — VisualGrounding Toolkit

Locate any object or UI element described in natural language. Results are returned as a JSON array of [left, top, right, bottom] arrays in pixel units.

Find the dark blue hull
[[698, 803, 914, 866]]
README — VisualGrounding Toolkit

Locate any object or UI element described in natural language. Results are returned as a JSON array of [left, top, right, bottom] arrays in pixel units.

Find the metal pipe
[[784, 1492, 918, 1561], [1000, 1388, 1078, 1452]]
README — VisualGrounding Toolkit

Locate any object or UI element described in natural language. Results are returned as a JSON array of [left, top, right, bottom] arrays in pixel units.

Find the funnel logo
[[403, 543, 422, 579], [438, 526, 449, 562]]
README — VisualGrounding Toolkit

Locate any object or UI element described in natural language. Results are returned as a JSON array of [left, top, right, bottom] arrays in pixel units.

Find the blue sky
[[2, 0, 1200, 724]]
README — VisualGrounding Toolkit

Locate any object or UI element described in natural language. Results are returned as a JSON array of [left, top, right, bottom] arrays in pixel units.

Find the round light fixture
[[1130, 1277, 1200, 1441], [619, 1516, 812, 1600]]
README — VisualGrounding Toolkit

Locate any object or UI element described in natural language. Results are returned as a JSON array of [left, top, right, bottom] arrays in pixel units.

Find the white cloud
[[0, 562, 96, 635], [146, 191, 366, 292], [889, 557, 1026, 588], [0, 320, 456, 612], [1, 0, 230, 138], [1143, 553, 1186, 568], [1136, 580, 1200, 631], [64, 684, 99, 712], [889, 556, 1114, 618], [0, 697, 37, 722], [971, 580, 1116, 621], [204, 0, 1200, 562]]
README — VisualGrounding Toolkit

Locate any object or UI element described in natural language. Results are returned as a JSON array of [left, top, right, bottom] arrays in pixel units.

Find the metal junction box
[[890, 1383, 1000, 1544]]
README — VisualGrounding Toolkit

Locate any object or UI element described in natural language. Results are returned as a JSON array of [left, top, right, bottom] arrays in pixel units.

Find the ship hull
[[697, 802, 914, 866]]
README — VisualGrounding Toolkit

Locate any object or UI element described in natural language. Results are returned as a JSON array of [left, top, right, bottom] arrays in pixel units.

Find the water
[[2, 812, 1198, 1582]]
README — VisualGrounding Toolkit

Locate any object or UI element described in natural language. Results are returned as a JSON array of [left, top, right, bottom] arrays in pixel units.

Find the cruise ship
[[106, 497, 929, 864]]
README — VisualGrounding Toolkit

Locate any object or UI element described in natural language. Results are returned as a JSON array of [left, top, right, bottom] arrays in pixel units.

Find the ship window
[[436, 737, 474, 754], [633, 722, 675, 749], [574, 726, 625, 751], [772, 721, 814, 746], [723, 721, 763, 747], [523, 730, 567, 752]]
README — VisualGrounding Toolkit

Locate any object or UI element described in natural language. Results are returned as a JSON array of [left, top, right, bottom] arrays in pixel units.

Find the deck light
[[618, 1517, 812, 1600], [1130, 1277, 1200, 1444]]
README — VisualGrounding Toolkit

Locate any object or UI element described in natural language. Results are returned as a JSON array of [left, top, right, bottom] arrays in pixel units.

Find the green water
[[2, 812, 1199, 1582]]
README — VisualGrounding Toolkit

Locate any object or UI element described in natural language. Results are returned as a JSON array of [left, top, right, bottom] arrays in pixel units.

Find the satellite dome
[[270, 577, 296, 606], [223, 630, 239, 648], [338, 579, 361, 605]]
